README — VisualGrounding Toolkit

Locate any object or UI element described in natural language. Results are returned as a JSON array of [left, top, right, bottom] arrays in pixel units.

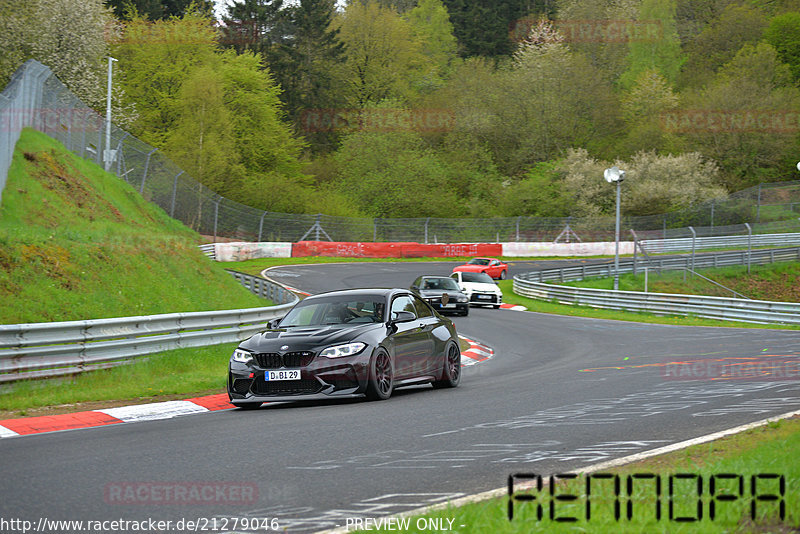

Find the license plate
[[440, 303, 456, 308], [266, 369, 301, 381], [476, 294, 491, 300]]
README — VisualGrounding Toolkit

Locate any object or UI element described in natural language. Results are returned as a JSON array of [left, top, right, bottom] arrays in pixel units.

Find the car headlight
[[232, 348, 254, 363], [320, 342, 366, 358], [457, 296, 468, 303]]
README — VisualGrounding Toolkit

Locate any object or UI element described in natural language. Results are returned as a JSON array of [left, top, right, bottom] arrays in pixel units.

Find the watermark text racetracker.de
[[0, 516, 281, 533], [104, 481, 258, 505], [299, 109, 455, 134], [660, 110, 800, 134]]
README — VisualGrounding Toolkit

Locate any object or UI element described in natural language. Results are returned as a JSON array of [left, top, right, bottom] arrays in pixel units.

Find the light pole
[[604, 166, 626, 291], [104, 56, 118, 171]]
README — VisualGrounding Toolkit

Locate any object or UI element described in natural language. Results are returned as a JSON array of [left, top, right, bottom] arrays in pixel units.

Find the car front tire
[[500, 270, 507, 280], [432, 342, 461, 389], [366, 349, 394, 400]]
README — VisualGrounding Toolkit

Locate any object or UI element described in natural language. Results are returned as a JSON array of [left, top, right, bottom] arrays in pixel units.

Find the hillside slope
[[0, 128, 266, 323]]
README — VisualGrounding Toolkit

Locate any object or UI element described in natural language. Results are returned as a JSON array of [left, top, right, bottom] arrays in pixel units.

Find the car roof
[[302, 288, 409, 300]]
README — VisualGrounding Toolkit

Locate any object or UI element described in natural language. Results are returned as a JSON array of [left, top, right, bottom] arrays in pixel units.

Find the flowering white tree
[[1, 0, 114, 108]]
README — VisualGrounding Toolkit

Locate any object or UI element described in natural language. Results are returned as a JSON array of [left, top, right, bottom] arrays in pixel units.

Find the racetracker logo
[[1, 108, 102, 134], [660, 110, 800, 134], [509, 19, 662, 43], [299, 109, 455, 133], [104, 482, 258, 505], [661, 356, 800, 381]]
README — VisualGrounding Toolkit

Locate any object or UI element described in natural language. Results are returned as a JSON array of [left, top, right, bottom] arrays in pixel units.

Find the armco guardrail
[[0, 271, 298, 382], [522, 247, 800, 283], [512, 280, 800, 325], [513, 247, 800, 325], [641, 232, 800, 253]]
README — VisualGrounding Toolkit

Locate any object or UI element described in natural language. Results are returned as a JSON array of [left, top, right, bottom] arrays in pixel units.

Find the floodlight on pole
[[604, 166, 626, 291], [104, 56, 117, 171]]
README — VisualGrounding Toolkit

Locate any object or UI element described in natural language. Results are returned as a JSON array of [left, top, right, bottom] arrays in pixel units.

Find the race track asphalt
[[1, 259, 798, 532]]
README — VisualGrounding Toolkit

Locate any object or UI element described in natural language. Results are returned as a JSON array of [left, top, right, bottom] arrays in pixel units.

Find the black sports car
[[227, 288, 461, 408], [410, 275, 470, 316]]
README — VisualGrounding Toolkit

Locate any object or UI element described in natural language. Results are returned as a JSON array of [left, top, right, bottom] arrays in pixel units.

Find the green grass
[[0, 129, 267, 323], [0, 343, 236, 414], [498, 280, 800, 330], [380, 418, 800, 533], [560, 262, 800, 303], [0, 129, 273, 412]]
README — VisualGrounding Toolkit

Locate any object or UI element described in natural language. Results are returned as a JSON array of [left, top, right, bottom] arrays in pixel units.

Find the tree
[[269, 0, 345, 151], [406, 0, 458, 91], [165, 65, 240, 195], [679, 43, 800, 189], [105, 0, 214, 20], [764, 12, 800, 82], [332, 0, 427, 107], [217, 51, 312, 212], [618, 69, 680, 155], [220, 0, 285, 56], [619, 0, 683, 89], [0, 0, 113, 108], [560, 148, 725, 217], [332, 102, 466, 218], [442, 0, 541, 57], [487, 31, 619, 174], [679, 4, 767, 89], [498, 161, 571, 216], [113, 12, 220, 146], [555, 0, 638, 84]]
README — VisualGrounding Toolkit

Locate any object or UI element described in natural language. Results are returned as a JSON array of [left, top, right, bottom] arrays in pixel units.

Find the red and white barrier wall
[[211, 240, 633, 261], [500, 241, 635, 257], [214, 242, 293, 261]]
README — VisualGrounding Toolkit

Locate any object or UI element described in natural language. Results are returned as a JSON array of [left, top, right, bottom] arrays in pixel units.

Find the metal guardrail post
[[169, 171, 183, 218], [689, 226, 696, 277], [213, 197, 220, 242], [745, 223, 752, 274]]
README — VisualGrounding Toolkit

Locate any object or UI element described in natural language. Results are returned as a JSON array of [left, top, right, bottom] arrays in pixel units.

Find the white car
[[450, 271, 503, 309]]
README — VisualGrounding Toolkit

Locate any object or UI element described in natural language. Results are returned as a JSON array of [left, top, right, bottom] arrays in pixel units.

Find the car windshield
[[461, 272, 494, 284], [467, 258, 490, 266], [421, 277, 461, 291], [279, 295, 385, 327]]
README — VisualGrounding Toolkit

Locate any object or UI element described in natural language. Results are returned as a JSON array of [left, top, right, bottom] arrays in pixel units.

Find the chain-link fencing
[[3, 60, 800, 243]]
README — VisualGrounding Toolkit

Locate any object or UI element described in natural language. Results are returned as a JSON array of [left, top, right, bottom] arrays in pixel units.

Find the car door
[[488, 259, 501, 278], [388, 295, 430, 378], [411, 295, 440, 375]]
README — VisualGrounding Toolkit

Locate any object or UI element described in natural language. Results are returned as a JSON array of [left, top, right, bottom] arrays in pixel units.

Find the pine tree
[[221, 0, 285, 56]]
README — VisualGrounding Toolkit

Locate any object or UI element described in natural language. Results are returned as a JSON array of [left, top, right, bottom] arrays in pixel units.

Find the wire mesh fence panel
[[4, 60, 800, 244]]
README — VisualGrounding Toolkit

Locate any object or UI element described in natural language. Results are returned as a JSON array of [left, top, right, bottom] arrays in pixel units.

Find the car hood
[[453, 265, 487, 273], [459, 281, 502, 293], [240, 324, 381, 353], [418, 289, 464, 298]]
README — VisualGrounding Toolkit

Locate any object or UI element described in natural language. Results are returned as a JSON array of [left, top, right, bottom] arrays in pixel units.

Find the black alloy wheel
[[367, 349, 394, 400], [432, 342, 461, 389]]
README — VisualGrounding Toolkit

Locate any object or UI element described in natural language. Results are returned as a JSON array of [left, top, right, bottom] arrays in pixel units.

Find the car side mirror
[[267, 319, 280, 329], [410, 285, 418, 291], [390, 310, 415, 323]]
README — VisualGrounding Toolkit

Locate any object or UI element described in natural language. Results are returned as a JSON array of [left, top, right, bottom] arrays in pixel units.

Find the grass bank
[[0, 128, 266, 324]]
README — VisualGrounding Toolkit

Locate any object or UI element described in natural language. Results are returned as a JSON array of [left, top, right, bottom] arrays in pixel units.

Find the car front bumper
[[227, 352, 372, 403]]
